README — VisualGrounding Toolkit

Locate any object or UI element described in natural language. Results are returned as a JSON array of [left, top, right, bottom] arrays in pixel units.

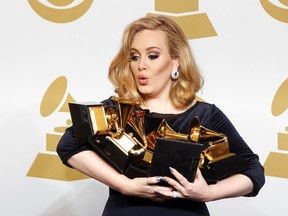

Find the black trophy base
[[89, 135, 139, 174], [148, 138, 204, 183], [125, 158, 151, 179]]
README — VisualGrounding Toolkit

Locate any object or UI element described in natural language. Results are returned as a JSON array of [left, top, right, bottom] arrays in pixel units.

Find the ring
[[172, 191, 177, 199]]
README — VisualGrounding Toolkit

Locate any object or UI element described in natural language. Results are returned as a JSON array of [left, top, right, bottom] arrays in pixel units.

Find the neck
[[141, 97, 197, 114], [141, 97, 180, 114]]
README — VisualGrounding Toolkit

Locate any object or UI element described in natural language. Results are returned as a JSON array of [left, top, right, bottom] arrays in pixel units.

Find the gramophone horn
[[271, 78, 288, 116], [40, 76, 75, 117], [189, 116, 201, 142], [157, 117, 203, 143], [112, 97, 139, 129], [156, 119, 189, 141]]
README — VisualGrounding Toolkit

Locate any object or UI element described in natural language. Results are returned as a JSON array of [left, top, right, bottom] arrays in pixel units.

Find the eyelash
[[129, 55, 140, 61], [149, 54, 159, 60], [129, 54, 159, 61]]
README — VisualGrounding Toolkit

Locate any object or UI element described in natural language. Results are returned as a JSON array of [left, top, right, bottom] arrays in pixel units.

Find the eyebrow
[[130, 46, 162, 52]]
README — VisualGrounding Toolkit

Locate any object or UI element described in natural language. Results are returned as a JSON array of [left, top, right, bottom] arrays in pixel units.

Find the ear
[[172, 58, 180, 69]]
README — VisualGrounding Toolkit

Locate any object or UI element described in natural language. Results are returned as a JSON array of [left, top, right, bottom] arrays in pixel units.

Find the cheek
[[129, 63, 137, 76], [155, 61, 173, 77]]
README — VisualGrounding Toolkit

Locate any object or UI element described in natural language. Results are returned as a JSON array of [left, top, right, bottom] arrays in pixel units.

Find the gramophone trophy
[[125, 117, 205, 182], [69, 97, 148, 173], [151, 117, 250, 184], [69, 97, 249, 183]]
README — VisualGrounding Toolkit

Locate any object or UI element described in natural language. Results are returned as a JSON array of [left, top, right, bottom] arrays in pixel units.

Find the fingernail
[[156, 176, 164, 182], [169, 167, 174, 172]]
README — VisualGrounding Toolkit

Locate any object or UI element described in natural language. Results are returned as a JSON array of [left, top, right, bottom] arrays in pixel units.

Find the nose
[[138, 65, 147, 71], [138, 58, 147, 71]]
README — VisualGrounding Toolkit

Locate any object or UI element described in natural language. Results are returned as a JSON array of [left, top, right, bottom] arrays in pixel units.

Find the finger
[[194, 168, 205, 182], [172, 190, 179, 199], [160, 175, 180, 188], [195, 168, 201, 178], [147, 176, 164, 185], [169, 167, 189, 186], [154, 189, 181, 200]]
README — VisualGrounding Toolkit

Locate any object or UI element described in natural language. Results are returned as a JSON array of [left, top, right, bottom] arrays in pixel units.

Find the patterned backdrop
[[1, 0, 287, 215]]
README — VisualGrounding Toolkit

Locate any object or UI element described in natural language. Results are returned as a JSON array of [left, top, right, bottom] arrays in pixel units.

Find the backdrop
[[1, 0, 287, 215]]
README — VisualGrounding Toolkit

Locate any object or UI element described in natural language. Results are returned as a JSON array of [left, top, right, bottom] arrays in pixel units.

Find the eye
[[129, 54, 140, 62], [148, 54, 159, 60]]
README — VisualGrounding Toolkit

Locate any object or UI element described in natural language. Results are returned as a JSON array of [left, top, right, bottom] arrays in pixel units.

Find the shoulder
[[183, 101, 228, 129], [188, 101, 221, 116], [100, 96, 116, 105], [194, 101, 216, 110]]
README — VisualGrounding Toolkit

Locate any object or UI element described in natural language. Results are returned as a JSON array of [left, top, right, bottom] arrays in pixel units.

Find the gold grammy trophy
[[27, 76, 89, 181], [69, 97, 148, 173], [69, 97, 249, 183], [149, 117, 249, 183], [264, 79, 288, 178]]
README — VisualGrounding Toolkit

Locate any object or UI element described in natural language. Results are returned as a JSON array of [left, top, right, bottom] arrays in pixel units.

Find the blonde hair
[[108, 16, 203, 109]]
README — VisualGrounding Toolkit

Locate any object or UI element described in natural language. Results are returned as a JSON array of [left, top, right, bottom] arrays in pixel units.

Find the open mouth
[[138, 76, 148, 85]]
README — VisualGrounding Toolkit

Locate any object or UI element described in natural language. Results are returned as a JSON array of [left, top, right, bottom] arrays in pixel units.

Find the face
[[129, 29, 179, 100]]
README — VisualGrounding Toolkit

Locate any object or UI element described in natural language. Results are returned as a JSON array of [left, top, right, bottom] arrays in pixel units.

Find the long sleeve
[[57, 97, 115, 167]]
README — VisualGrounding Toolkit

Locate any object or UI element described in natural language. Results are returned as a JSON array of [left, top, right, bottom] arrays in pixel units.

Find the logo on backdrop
[[28, 0, 93, 23], [264, 78, 288, 179], [27, 0, 217, 39], [147, 0, 217, 39], [27, 76, 89, 181], [260, 0, 288, 23]]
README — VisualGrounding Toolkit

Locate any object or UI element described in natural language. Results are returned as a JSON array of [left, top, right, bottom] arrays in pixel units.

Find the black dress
[[57, 97, 265, 216]]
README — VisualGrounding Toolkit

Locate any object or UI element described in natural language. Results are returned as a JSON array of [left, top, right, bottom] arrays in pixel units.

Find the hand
[[123, 176, 174, 202], [154, 168, 212, 202]]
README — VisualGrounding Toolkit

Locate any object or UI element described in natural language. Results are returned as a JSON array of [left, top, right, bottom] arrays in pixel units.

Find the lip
[[138, 75, 148, 85]]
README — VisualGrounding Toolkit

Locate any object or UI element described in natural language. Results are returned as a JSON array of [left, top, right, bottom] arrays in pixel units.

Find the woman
[[57, 16, 265, 215]]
